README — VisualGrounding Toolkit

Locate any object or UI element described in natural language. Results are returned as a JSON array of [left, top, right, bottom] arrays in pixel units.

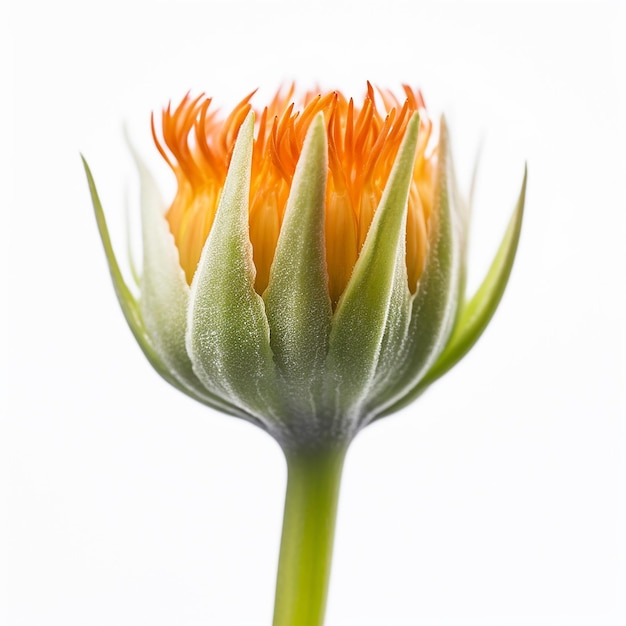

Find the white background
[[2, 0, 625, 624]]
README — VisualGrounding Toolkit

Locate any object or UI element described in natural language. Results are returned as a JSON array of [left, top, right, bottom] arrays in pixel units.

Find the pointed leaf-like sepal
[[325, 113, 420, 423], [421, 166, 527, 386], [127, 141, 248, 419], [186, 112, 280, 425], [82, 157, 188, 393], [371, 118, 464, 420], [263, 113, 332, 415]]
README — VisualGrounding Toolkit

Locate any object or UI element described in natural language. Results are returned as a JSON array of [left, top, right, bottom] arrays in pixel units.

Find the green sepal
[[419, 166, 527, 388], [83, 156, 254, 422], [263, 113, 332, 417], [325, 113, 420, 426], [364, 246, 412, 418], [83, 157, 191, 394], [126, 141, 251, 419], [370, 118, 463, 421], [186, 112, 281, 427]]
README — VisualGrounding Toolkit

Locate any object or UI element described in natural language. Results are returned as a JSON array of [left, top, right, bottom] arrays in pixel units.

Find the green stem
[[272, 444, 348, 626]]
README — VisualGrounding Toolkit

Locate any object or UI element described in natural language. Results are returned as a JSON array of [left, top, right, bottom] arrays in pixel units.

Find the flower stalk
[[273, 445, 347, 626]]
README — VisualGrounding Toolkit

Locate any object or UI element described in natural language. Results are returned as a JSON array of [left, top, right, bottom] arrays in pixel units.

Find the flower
[[83, 84, 526, 626], [83, 84, 526, 452]]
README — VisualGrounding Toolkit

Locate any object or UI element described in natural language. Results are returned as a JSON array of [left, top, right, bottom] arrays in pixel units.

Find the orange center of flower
[[153, 84, 437, 305]]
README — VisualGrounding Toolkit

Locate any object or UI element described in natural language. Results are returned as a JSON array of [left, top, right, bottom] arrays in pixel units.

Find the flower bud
[[83, 85, 526, 452]]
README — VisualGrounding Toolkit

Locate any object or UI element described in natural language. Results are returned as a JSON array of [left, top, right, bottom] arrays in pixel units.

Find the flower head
[[84, 84, 526, 452]]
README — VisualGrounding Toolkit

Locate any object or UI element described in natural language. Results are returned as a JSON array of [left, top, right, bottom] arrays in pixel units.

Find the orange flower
[[84, 80, 528, 626], [152, 84, 437, 305]]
